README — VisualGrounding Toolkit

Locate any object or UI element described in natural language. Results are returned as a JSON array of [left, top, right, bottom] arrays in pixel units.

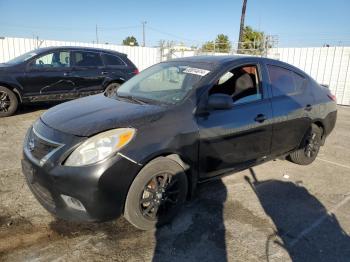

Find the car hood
[[41, 94, 166, 137]]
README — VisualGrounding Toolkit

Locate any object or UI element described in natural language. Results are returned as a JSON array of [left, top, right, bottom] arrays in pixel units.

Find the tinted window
[[267, 65, 295, 96], [293, 72, 306, 91], [103, 54, 125, 66], [267, 65, 305, 97], [73, 51, 102, 67], [32, 51, 70, 68]]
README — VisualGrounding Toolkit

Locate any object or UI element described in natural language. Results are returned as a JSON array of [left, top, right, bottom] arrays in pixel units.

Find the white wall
[[268, 47, 350, 106], [1, 37, 349, 105], [0, 37, 160, 71]]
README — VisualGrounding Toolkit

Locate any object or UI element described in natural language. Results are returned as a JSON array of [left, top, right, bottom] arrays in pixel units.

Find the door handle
[[254, 114, 266, 123], [63, 72, 70, 76], [101, 71, 109, 75], [305, 104, 312, 111]]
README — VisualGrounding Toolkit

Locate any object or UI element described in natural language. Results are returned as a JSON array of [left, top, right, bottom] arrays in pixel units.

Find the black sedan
[[22, 56, 337, 230], [0, 46, 138, 117]]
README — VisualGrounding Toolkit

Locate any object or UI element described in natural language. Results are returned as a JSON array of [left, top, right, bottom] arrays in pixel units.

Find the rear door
[[266, 64, 314, 156], [197, 62, 273, 178], [70, 50, 106, 95]]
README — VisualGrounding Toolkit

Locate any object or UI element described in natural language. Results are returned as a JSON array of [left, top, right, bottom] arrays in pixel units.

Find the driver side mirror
[[208, 94, 233, 110]]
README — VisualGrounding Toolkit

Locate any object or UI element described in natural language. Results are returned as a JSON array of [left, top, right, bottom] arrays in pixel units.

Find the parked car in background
[[0, 46, 138, 117], [22, 56, 337, 230]]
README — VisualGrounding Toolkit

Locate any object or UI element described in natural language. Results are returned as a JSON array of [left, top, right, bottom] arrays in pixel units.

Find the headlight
[[64, 128, 135, 166]]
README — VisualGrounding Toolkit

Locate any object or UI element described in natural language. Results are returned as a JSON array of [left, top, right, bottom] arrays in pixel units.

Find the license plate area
[[22, 159, 36, 184]]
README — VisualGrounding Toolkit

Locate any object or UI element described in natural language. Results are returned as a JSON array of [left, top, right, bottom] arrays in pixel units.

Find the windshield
[[115, 62, 211, 105], [5, 51, 38, 65]]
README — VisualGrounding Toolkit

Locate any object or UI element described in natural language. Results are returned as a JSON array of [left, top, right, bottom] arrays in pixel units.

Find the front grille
[[25, 127, 63, 165]]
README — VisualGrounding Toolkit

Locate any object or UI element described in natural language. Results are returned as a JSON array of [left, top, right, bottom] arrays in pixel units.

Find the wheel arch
[[103, 78, 125, 90], [312, 120, 326, 145], [137, 151, 198, 200], [0, 82, 22, 103]]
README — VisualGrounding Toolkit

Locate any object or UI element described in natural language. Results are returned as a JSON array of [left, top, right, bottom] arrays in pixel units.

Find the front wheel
[[0, 86, 18, 117], [124, 157, 188, 230], [288, 124, 322, 165]]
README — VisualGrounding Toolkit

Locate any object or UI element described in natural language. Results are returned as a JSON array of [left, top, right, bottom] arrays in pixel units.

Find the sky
[[0, 0, 350, 48]]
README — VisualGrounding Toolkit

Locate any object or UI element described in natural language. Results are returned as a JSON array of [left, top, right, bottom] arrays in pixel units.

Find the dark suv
[[0, 46, 138, 117]]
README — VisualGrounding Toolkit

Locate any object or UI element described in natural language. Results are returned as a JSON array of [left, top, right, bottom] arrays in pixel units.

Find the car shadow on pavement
[[246, 168, 350, 262], [152, 179, 228, 262]]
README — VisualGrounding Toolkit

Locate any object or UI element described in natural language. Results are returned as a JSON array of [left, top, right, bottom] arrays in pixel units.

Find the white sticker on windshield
[[183, 67, 210, 76]]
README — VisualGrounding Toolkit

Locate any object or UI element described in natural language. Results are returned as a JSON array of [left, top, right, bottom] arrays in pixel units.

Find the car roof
[[33, 46, 126, 56], [166, 55, 307, 76]]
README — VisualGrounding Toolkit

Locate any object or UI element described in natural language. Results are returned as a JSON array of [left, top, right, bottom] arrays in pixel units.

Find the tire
[[124, 157, 188, 230], [0, 86, 18, 117], [288, 124, 322, 165], [104, 82, 121, 97]]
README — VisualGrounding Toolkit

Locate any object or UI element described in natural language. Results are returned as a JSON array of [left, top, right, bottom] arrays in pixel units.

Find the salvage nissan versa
[[22, 56, 337, 230]]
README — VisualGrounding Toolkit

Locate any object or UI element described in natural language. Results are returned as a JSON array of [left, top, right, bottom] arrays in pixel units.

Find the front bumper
[[22, 121, 142, 222]]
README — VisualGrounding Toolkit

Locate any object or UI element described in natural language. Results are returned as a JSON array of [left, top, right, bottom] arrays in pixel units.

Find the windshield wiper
[[117, 94, 147, 104]]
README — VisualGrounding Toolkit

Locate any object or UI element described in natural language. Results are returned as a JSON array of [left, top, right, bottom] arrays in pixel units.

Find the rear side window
[[267, 65, 305, 97], [73, 51, 103, 67], [102, 54, 126, 66]]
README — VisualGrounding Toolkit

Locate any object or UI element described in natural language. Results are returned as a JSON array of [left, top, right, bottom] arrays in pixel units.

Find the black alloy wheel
[[0, 86, 18, 117], [140, 172, 180, 220]]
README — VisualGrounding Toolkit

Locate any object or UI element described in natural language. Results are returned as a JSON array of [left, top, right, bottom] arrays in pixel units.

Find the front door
[[197, 63, 273, 178], [20, 50, 75, 99]]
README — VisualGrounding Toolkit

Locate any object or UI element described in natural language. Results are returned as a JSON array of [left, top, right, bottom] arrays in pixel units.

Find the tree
[[215, 34, 231, 53], [201, 41, 214, 52], [240, 26, 266, 55], [201, 34, 231, 53], [122, 36, 139, 46]]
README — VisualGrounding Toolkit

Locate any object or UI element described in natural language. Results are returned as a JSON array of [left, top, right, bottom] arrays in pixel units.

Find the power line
[[147, 26, 199, 44]]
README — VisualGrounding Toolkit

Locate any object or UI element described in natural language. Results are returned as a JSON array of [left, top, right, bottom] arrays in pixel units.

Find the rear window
[[73, 51, 103, 67], [267, 65, 306, 97], [102, 54, 126, 66]]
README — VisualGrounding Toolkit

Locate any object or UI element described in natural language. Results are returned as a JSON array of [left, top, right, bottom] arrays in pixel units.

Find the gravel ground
[[0, 104, 349, 262]]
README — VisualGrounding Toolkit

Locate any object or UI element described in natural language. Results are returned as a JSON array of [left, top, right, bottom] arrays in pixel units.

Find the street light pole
[[142, 21, 147, 47], [95, 24, 99, 44]]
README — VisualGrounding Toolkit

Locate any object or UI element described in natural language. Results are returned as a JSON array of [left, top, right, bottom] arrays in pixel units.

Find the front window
[[31, 51, 70, 68], [116, 62, 211, 105], [209, 64, 262, 104]]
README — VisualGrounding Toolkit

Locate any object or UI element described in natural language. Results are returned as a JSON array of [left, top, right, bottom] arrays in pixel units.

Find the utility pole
[[142, 21, 147, 47], [95, 24, 99, 44], [238, 0, 247, 53]]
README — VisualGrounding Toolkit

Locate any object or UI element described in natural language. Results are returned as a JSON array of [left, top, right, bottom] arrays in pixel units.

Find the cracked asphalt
[[0, 104, 350, 262]]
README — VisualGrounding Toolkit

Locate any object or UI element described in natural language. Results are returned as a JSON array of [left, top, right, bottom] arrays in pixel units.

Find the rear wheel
[[124, 157, 188, 230], [288, 124, 322, 165], [104, 83, 121, 97], [0, 86, 18, 117]]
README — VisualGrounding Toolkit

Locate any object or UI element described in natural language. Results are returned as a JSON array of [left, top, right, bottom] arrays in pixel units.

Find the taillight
[[327, 94, 337, 102], [133, 69, 139, 74]]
